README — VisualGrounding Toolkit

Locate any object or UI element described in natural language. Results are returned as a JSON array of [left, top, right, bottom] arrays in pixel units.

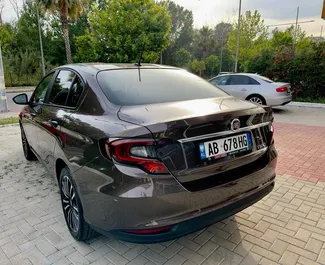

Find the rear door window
[[66, 76, 84, 107], [229, 75, 251, 85], [48, 70, 76, 106]]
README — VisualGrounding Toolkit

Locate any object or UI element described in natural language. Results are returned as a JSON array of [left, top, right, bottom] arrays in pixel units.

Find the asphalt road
[[3, 92, 325, 127], [272, 106, 325, 127]]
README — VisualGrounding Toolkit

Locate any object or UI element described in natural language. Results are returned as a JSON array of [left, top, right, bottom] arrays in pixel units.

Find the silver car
[[209, 73, 292, 106]]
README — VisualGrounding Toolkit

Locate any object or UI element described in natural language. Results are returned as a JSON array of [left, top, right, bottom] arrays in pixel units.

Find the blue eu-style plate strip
[[199, 143, 206, 159], [246, 132, 252, 147]]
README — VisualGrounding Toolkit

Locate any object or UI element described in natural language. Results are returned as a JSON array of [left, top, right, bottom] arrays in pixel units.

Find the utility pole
[[234, 0, 242, 73], [293, 7, 299, 54], [0, 45, 8, 113], [36, 5, 45, 76], [219, 39, 223, 73]]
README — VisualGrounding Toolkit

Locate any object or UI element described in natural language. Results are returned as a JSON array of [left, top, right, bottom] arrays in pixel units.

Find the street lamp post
[[293, 7, 300, 53], [234, 0, 242, 73], [36, 4, 45, 76]]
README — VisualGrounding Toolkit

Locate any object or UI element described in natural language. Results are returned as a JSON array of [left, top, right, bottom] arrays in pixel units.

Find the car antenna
[[134, 43, 145, 67]]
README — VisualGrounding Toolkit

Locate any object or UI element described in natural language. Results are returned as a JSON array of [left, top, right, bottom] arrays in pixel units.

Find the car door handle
[[241, 89, 247, 92], [49, 120, 58, 128]]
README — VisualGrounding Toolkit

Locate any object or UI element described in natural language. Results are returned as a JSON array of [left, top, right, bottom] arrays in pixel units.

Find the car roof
[[218, 73, 266, 79], [54, 63, 179, 75]]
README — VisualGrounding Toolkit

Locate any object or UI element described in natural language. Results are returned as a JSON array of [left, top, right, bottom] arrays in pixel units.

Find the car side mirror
[[13, 93, 29, 105]]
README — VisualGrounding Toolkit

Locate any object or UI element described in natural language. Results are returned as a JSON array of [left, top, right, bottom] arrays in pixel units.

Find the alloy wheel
[[61, 175, 80, 233], [249, 97, 263, 105]]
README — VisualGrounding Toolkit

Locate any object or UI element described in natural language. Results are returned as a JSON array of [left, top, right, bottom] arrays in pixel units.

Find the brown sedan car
[[13, 63, 277, 243]]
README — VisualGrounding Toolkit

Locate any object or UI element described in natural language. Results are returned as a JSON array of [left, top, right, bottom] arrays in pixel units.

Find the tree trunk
[[60, 13, 72, 64]]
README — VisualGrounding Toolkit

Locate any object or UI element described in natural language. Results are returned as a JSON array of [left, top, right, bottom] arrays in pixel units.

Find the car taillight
[[105, 139, 169, 174], [276, 86, 288, 92]]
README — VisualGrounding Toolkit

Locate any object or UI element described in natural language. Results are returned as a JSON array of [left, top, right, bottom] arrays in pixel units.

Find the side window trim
[[30, 71, 56, 105]]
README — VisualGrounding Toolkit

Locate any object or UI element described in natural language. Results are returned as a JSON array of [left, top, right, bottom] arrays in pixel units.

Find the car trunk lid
[[118, 96, 274, 190]]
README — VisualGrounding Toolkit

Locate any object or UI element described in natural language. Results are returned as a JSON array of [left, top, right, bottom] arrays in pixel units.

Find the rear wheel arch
[[56, 159, 67, 183], [246, 94, 266, 105]]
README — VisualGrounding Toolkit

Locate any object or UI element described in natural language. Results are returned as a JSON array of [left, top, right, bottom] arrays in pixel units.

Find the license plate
[[199, 133, 252, 160]]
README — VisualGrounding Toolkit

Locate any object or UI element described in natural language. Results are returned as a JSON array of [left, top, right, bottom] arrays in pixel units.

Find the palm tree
[[197, 26, 216, 59], [39, 0, 88, 63]]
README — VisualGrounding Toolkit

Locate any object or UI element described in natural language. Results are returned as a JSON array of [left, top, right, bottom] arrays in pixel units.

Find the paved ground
[[1, 107, 325, 264]]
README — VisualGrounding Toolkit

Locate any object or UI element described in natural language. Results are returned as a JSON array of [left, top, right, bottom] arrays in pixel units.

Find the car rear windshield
[[258, 75, 274, 83], [97, 68, 228, 105]]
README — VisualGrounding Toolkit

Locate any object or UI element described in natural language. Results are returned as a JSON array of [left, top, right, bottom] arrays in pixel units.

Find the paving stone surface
[[276, 123, 325, 182], [1, 124, 325, 265]]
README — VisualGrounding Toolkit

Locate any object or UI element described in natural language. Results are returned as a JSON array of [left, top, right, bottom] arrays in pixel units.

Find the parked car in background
[[209, 73, 292, 106], [13, 64, 277, 243]]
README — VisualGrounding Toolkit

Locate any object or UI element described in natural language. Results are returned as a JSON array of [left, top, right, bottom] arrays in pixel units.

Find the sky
[[2, 0, 325, 37]]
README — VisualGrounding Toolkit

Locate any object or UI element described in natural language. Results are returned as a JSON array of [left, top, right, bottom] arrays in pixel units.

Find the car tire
[[20, 125, 37, 161], [247, 95, 266, 105], [59, 167, 96, 241]]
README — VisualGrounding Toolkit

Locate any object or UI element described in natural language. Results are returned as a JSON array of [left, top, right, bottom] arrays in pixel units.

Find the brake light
[[276, 86, 288, 92], [105, 139, 169, 174], [124, 225, 172, 234]]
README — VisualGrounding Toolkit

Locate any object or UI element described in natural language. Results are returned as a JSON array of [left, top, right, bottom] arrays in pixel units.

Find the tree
[[215, 22, 232, 44], [40, 0, 89, 64], [161, 1, 194, 65], [205, 54, 219, 77], [271, 28, 293, 51], [9, 0, 20, 19], [75, 34, 98, 62], [86, 0, 171, 63], [192, 26, 216, 60], [174, 48, 191, 67], [191, 59, 205, 76], [227, 10, 268, 71]]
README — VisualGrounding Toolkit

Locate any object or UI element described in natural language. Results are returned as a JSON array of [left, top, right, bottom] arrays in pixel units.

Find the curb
[[0, 123, 19, 128], [6, 89, 34, 93], [287, 102, 325, 109]]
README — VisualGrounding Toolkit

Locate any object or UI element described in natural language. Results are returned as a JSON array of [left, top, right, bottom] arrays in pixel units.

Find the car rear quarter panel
[[52, 77, 153, 179]]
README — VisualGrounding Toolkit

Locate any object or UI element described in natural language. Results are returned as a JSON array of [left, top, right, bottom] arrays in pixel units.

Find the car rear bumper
[[266, 94, 292, 106], [95, 181, 274, 243], [73, 145, 277, 242]]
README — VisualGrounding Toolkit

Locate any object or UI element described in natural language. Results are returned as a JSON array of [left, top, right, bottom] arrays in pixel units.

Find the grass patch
[[0, 117, 19, 125], [294, 97, 325, 104]]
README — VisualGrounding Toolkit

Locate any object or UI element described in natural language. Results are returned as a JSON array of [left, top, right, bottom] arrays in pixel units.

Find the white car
[[209, 73, 292, 106]]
